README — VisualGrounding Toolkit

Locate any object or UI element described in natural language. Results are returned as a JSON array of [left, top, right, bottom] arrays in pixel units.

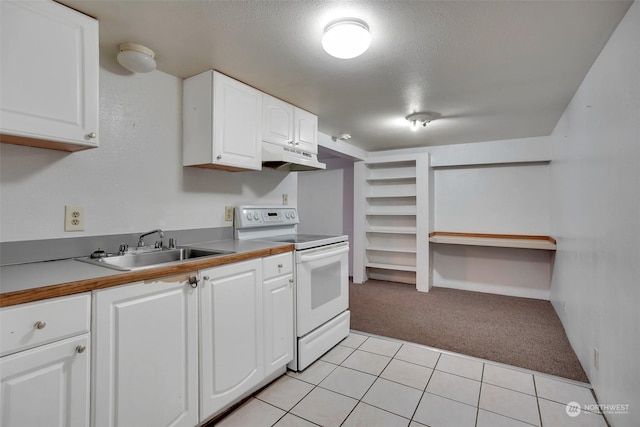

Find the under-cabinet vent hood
[[262, 142, 326, 171]]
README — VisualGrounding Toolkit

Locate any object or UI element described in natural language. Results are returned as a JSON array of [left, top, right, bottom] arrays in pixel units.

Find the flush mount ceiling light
[[117, 43, 156, 73], [406, 112, 441, 131], [322, 18, 371, 59]]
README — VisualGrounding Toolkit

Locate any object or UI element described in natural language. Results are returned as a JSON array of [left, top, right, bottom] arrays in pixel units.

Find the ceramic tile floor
[[216, 332, 607, 427]]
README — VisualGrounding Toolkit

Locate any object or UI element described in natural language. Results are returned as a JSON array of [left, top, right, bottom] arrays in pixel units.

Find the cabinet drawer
[[263, 252, 293, 280], [0, 293, 90, 356]]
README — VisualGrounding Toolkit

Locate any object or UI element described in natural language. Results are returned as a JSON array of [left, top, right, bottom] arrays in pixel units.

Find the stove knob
[[253, 213, 259, 220], [290, 211, 296, 219], [246, 213, 252, 221], [285, 212, 290, 219]]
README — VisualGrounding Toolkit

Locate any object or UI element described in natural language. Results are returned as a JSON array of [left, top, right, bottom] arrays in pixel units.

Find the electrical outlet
[[224, 206, 234, 222], [594, 347, 599, 370], [282, 194, 288, 205], [64, 205, 85, 231]]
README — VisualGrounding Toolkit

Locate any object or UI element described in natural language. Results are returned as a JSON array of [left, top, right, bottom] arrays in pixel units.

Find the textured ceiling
[[60, 0, 632, 152]]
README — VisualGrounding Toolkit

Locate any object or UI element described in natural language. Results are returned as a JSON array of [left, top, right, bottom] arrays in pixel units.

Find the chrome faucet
[[137, 229, 164, 247]]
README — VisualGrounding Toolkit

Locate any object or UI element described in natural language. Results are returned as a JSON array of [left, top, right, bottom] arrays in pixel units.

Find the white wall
[[549, 3, 639, 426], [0, 52, 296, 243], [297, 157, 355, 275], [434, 163, 550, 234], [431, 161, 552, 299]]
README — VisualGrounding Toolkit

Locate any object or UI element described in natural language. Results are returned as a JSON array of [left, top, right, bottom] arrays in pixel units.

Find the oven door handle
[[298, 245, 349, 262]]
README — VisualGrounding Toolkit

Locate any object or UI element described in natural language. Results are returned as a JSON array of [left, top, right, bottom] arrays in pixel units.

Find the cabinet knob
[[289, 279, 294, 284], [188, 276, 199, 288], [277, 264, 283, 268], [216, 155, 222, 161], [87, 132, 97, 139], [76, 345, 86, 354], [203, 275, 210, 281], [34, 321, 46, 330]]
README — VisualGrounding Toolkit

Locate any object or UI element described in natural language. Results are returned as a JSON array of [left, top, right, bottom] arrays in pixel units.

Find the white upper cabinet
[[262, 94, 295, 147], [294, 107, 318, 154], [183, 70, 263, 171], [263, 94, 318, 154], [0, 0, 99, 151]]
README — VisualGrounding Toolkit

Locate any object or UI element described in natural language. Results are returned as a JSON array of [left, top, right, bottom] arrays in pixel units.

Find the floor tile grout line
[[475, 363, 485, 426], [336, 335, 412, 425], [351, 329, 594, 389], [479, 408, 540, 427], [239, 331, 602, 427]]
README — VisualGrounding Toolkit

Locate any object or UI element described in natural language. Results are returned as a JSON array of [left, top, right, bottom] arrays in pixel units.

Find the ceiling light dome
[[322, 18, 371, 59], [117, 43, 156, 73]]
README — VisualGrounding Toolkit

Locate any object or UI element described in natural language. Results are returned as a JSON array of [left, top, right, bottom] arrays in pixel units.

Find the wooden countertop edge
[[428, 231, 557, 244], [0, 244, 294, 307]]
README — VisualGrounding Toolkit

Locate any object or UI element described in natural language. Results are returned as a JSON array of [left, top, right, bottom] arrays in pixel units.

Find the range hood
[[262, 141, 326, 171]]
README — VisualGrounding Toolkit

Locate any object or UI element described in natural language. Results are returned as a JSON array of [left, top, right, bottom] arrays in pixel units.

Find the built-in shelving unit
[[354, 153, 430, 291], [429, 232, 557, 250]]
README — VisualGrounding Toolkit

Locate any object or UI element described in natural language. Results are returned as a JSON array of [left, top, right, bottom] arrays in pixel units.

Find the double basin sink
[[76, 247, 234, 272]]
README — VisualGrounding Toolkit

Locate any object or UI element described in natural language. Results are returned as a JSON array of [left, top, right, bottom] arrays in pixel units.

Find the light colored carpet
[[349, 279, 588, 382]]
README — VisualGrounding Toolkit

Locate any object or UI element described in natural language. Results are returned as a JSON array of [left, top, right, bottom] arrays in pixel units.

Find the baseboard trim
[[434, 280, 550, 300]]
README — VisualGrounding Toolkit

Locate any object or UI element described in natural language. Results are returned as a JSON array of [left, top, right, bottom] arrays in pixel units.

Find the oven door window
[[296, 242, 349, 337]]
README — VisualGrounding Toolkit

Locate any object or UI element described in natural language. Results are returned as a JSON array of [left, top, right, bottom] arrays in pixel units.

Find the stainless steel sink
[[76, 247, 235, 271]]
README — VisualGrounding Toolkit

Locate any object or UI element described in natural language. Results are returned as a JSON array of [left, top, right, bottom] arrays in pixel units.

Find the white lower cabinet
[[199, 259, 263, 421], [0, 334, 90, 427], [263, 254, 294, 377], [92, 273, 199, 427], [0, 293, 91, 427]]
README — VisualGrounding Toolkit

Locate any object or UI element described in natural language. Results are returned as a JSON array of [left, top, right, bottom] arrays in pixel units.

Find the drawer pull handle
[[278, 264, 283, 268], [87, 132, 97, 139], [34, 321, 46, 330], [76, 345, 86, 354]]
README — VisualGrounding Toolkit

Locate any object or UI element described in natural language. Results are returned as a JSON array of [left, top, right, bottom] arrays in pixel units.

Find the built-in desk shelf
[[428, 232, 557, 250]]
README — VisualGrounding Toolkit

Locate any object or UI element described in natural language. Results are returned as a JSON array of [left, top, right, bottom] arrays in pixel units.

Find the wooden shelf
[[366, 246, 417, 254], [366, 209, 417, 216], [366, 192, 416, 199], [366, 227, 417, 234], [428, 232, 557, 250], [366, 263, 417, 272], [366, 175, 416, 182]]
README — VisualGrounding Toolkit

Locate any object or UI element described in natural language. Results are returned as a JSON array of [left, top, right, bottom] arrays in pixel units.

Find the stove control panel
[[235, 206, 299, 229]]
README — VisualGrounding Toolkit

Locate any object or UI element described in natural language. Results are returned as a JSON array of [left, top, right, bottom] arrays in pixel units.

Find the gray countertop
[[0, 239, 293, 305]]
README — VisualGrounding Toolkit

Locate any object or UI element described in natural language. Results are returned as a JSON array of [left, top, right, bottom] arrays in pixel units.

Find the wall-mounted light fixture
[[406, 112, 441, 131], [322, 18, 371, 59], [117, 43, 156, 73]]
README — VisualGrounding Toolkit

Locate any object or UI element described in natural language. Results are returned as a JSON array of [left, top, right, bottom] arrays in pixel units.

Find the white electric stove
[[235, 206, 350, 371]]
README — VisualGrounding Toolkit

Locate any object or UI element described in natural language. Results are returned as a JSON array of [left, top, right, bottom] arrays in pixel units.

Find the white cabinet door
[[263, 274, 294, 376], [93, 275, 199, 427], [183, 70, 262, 171], [294, 108, 318, 154], [262, 94, 318, 155], [0, 0, 99, 151], [262, 94, 294, 147], [199, 259, 263, 421], [0, 334, 90, 427]]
